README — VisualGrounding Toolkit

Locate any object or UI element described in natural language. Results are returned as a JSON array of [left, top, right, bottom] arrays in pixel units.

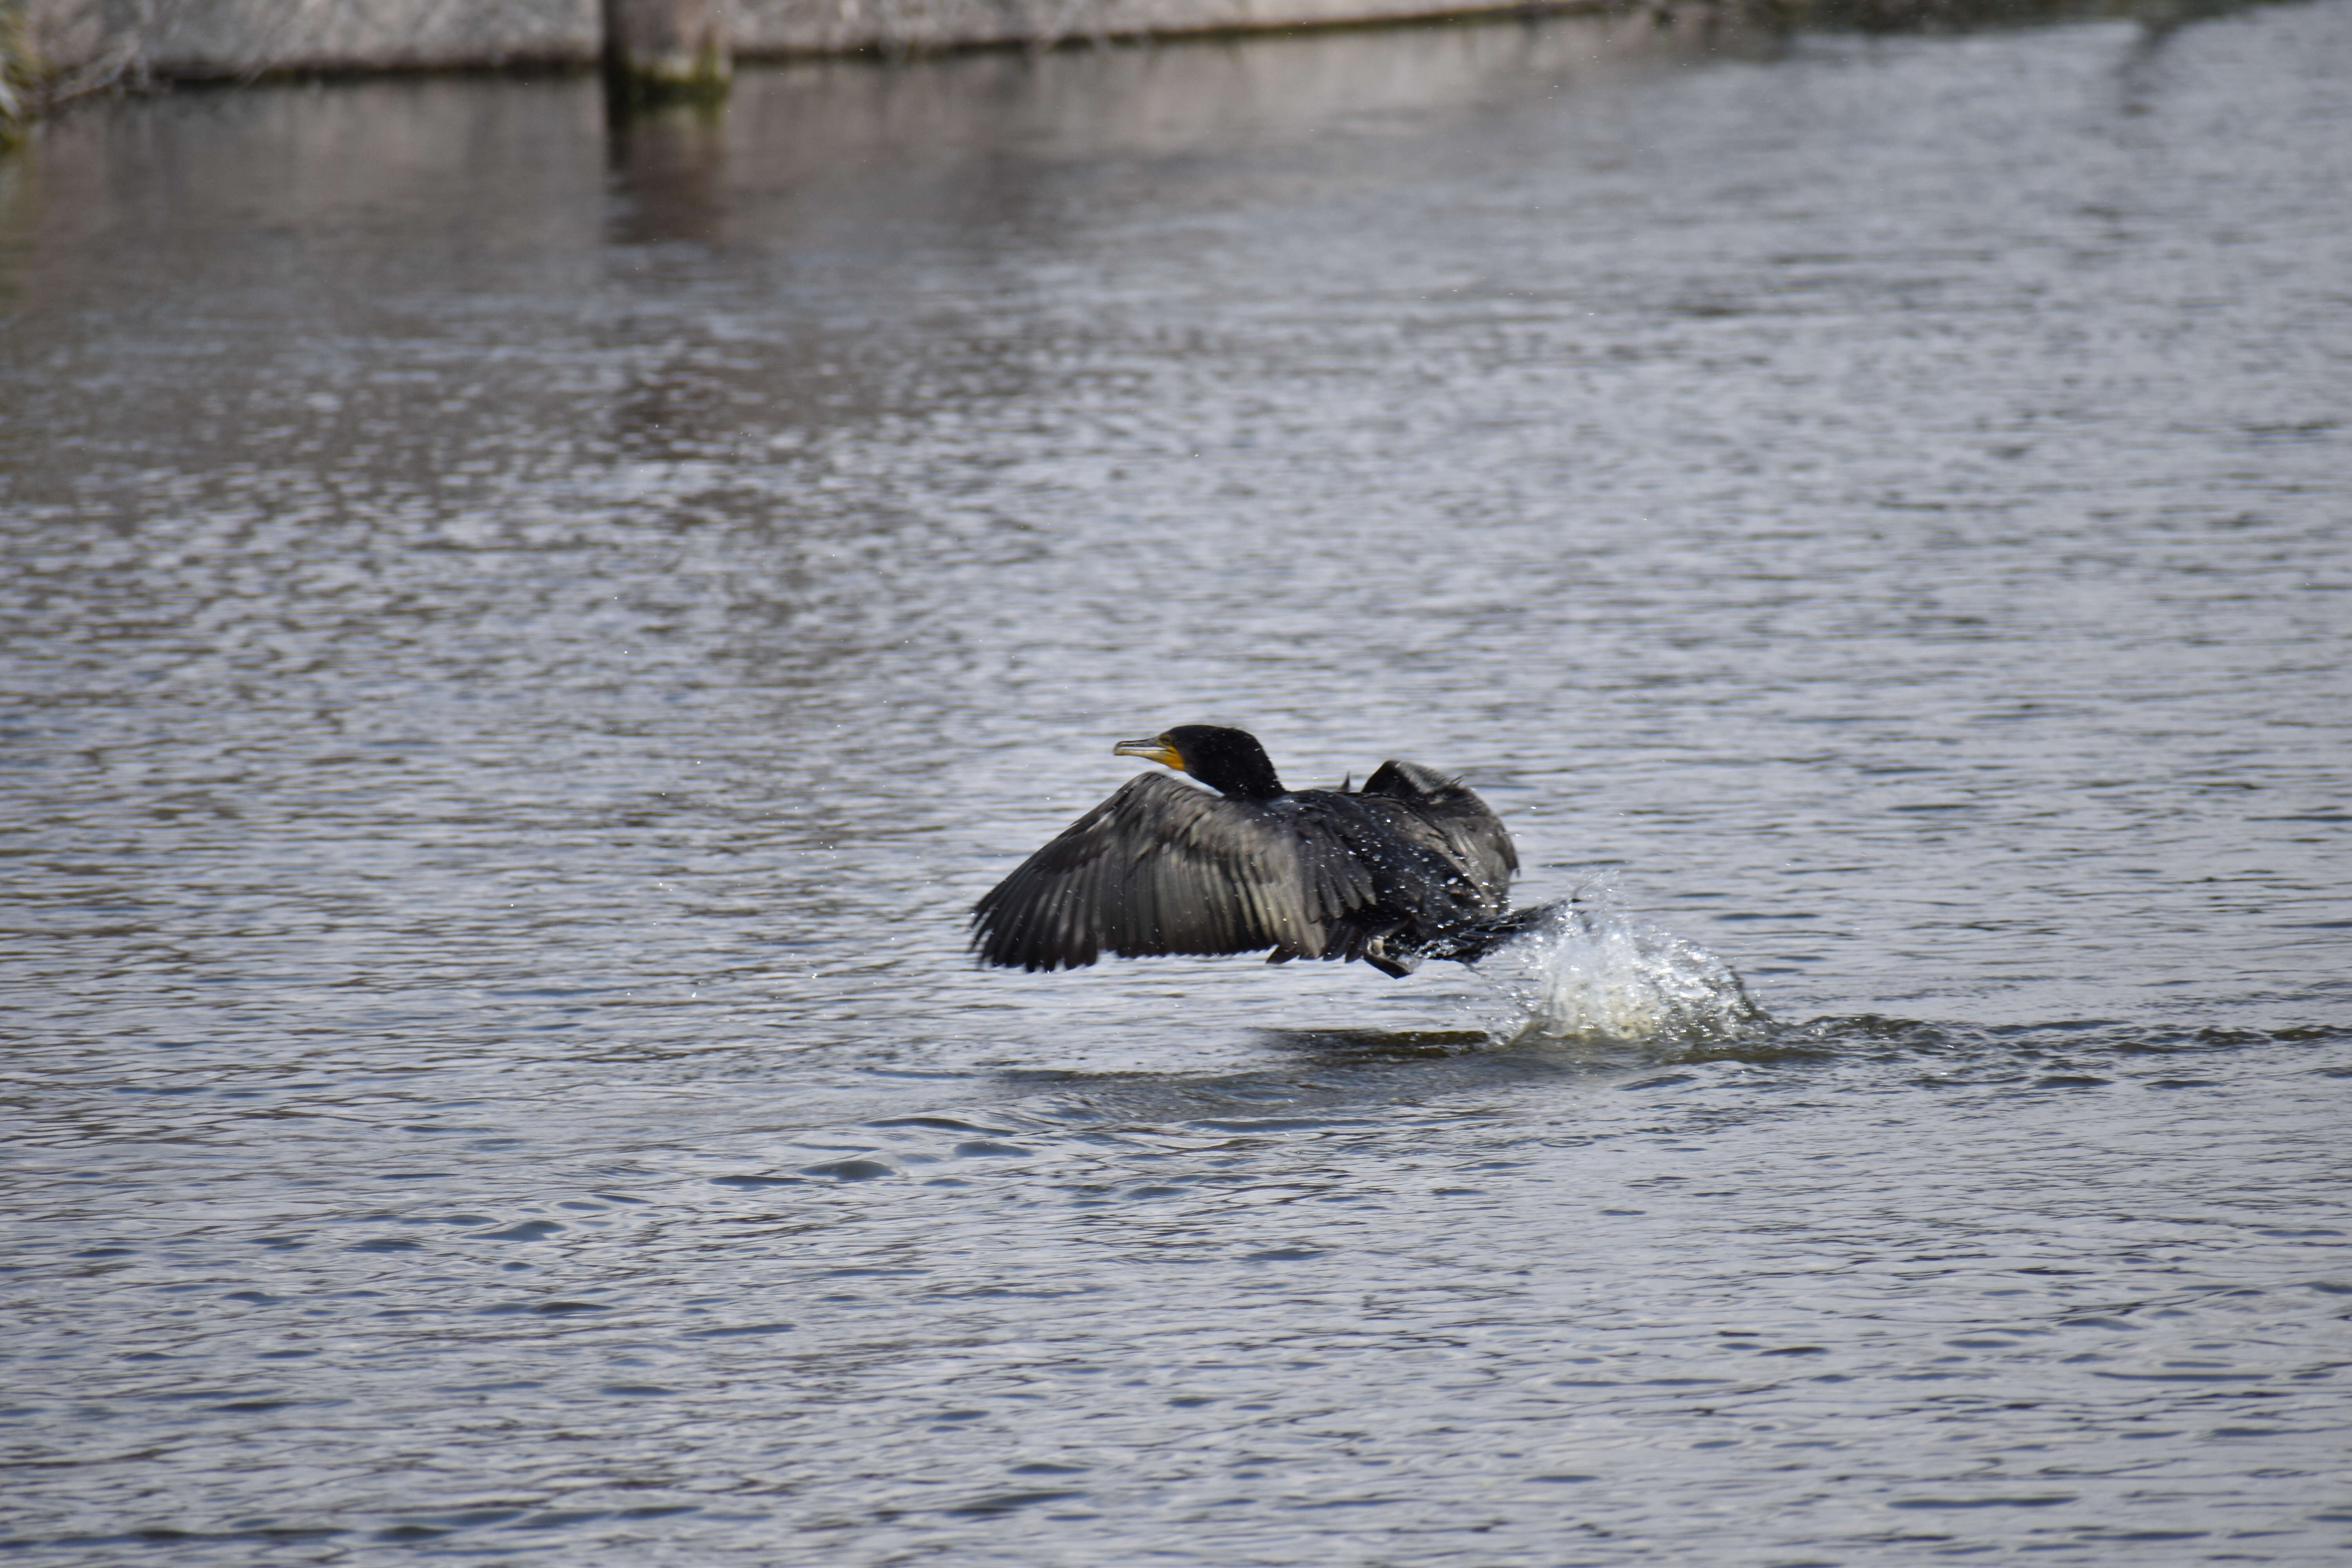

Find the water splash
[[1478, 875, 1768, 1044]]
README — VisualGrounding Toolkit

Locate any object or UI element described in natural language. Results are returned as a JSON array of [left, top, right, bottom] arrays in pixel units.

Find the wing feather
[[1359, 760, 1518, 909], [972, 773, 1375, 971]]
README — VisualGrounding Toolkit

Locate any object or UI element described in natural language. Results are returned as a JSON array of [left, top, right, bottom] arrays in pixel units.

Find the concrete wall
[[732, 0, 1606, 54], [22, 0, 599, 84], [19, 0, 1622, 83]]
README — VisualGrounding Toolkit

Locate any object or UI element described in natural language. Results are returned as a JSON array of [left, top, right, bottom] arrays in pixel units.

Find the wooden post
[[604, 0, 730, 109], [0, 1, 38, 152]]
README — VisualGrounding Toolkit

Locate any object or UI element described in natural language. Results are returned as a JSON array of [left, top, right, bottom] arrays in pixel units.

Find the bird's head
[[1114, 725, 1286, 800]]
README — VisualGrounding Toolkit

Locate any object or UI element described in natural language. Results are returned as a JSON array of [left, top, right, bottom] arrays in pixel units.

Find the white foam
[[1479, 875, 1766, 1044]]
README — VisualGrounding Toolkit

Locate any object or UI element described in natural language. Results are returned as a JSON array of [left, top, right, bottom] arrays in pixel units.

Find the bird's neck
[[1213, 760, 1287, 800]]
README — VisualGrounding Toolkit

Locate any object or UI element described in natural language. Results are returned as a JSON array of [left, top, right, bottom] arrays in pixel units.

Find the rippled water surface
[[4, 3, 2350, 1562]]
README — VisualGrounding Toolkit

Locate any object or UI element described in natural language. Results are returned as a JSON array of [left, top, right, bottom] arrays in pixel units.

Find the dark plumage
[[971, 726, 1536, 978]]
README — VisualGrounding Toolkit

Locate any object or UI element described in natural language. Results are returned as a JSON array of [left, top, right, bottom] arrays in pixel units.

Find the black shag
[[971, 726, 1539, 978]]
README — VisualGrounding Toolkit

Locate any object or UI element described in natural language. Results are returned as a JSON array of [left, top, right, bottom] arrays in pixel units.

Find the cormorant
[[971, 726, 1539, 978]]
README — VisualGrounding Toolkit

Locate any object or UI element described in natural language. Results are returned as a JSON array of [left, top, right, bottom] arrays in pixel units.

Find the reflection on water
[[4, 3, 2350, 1564], [608, 101, 730, 248]]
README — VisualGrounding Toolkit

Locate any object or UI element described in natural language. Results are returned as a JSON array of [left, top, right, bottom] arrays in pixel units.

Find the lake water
[[3, 2, 2349, 1562]]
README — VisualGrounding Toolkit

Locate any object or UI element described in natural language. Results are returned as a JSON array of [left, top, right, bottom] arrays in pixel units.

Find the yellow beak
[[1113, 735, 1186, 771]]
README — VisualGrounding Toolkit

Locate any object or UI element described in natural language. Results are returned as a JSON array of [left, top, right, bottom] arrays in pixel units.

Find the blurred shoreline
[[0, 0, 2260, 142]]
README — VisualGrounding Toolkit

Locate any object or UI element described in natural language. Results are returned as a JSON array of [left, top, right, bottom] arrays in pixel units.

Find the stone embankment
[[10, 0, 1661, 83], [0, 0, 2077, 140], [0, 0, 1570, 141]]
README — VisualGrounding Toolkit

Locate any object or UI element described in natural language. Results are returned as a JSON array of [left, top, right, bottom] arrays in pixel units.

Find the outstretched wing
[[1359, 760, 1518, 908], [971, 773, 1377, 971]]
